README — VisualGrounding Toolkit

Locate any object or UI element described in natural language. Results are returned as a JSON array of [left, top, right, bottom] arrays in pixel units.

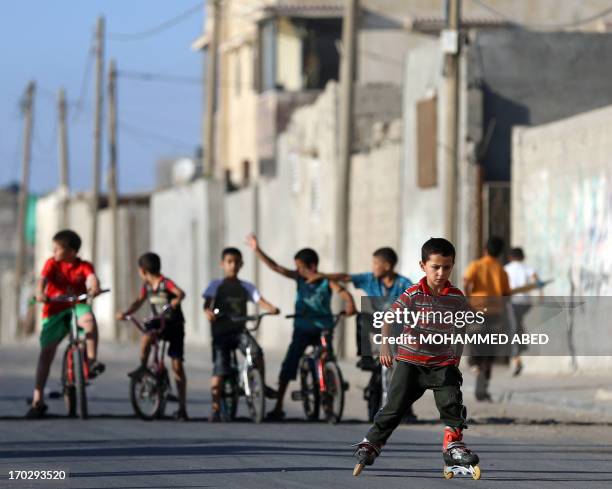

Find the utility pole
[[203, 0, 220, 178], [443, 0, 461, 244], [57, 88, 69, 228], [91, 16, 105, 262], [107, 59, 119, 340], [15, 81, 35, 335], [336, 0, 358, 358]]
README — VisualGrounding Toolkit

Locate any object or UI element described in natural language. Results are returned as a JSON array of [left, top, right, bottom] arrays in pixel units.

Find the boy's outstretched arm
[[329, 280, 356, 316], [306, 272, 352, 284], [246, 233, 298, 279], [117, 288, 146, 320], [257, 297, 280, 315]]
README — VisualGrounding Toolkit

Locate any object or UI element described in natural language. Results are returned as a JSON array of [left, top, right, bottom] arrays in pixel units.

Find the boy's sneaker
[[264, 385, 278, 399], [352, 439, 382, 476], [25, 402, 48, 419], [173, 409, 189, 422], [89, 361, 106, 379], [356, 357, 376, 371], [265, 409, 285, 421], [128, 365, 148, 378]]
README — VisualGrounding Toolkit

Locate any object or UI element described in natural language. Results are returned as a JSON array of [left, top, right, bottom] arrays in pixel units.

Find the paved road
[[1, 343, 611, 489]]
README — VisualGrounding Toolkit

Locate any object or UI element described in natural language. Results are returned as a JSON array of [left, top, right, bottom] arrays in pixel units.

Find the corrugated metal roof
[[262, 3, 344, 18], [405, 16, 513, 33]]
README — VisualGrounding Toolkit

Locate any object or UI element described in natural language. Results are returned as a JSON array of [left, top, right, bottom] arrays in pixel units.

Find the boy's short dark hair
[[222, 247, 242, 260], [373, 247, 398, 268], [421, 238, 456, 262], [294, 248, 319, 267], [486, 236, 505, 258], [509, 247, 525, 260], [53, 229, 82, 252], [138, 252, 161, 275]]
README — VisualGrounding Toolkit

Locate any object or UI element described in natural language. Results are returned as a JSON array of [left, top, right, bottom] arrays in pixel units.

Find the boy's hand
[[88, 286, 102, 297], [35, 292, 48, 303], [245, 233, 259, 251], [379, 343, 393, 368], [271, 307, 281, 315], [116, 311, 127, 320], [170, 298, 180, 309], [205, 308, 216, 322]]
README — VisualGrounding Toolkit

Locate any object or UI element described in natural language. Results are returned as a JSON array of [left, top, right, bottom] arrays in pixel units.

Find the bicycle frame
[[287, 312, 345, 394], [124, 304, 172, 374]]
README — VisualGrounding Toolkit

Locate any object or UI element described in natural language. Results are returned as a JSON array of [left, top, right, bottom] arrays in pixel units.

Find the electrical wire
[[117, 70, 202, 85], [108, 2, 203, 41]]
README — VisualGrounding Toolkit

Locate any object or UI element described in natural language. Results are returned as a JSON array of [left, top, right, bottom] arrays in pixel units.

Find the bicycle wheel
[[220, 374, 239, 421], [323, 362, 344, 424], [245, 367, 265, 423], [72, 347, 88, 420], [130, 369, 164, 420], [299, 357, 320, 421], [61, 348, 76, 417]]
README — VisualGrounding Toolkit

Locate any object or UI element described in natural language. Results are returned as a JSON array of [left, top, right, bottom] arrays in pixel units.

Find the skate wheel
[[472, 465, 481, 480], [443, 468, 454, 479], [353, 463, 364, 476]]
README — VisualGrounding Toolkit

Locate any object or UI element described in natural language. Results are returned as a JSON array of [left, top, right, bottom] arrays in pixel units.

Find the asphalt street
[[1, 343, 612, 489]]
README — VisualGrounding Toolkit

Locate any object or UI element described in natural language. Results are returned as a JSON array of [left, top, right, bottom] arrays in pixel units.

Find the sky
[[0, 0, 205, 195]]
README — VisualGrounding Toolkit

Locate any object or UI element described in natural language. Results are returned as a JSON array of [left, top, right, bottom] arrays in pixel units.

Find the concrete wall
[[512, 104, 612, 373], [150, 179, 224, 343]]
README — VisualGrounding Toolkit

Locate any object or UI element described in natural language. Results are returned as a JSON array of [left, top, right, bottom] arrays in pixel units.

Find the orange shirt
[[464, 255, 511, 297]]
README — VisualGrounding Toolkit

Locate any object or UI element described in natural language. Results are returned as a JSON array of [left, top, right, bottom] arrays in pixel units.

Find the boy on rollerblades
[[353, 238, 481, 479]]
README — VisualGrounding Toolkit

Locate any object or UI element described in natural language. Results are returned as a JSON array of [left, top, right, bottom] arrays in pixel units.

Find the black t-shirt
[[202, 278, 260, 339]]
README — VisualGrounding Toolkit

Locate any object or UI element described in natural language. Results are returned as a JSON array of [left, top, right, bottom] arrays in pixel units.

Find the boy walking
[[203, 247, 280, 422], [463, 236, 511, 400], [353, 238, 479, 477], [117, 252, 188, 420], [27, 230, 104, 418], [246, 234, 356, 420]]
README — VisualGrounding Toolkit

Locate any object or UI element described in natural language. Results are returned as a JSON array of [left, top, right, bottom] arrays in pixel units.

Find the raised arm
[[246, 233, 298, 279]]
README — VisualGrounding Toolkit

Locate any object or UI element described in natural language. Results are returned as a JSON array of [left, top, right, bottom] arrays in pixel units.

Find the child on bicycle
[[306, 247, 412, 367], [353, 238, 479, 475], [203, 247, 280, 422], [27, 229, 103, 418], [246, 233, 356, 421], [117, 252, 188, 421]]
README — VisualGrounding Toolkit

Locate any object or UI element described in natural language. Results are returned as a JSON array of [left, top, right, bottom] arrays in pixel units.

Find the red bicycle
[[121, 305, 173, 420], [288, 312, 349, 424], [51, 289, 109, 419]]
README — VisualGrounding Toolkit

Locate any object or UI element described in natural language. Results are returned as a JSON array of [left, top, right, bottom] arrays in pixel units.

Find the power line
[[467, 0, 612, 30], [117, 70, 202, 85], [120, 120, 196, 150], [108, 2, 203, 41], [72, 30, 96, 122]]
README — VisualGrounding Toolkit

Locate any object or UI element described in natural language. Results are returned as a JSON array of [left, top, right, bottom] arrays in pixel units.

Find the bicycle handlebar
[[47, 288, 110, 304], [212, 310, 278, 332]]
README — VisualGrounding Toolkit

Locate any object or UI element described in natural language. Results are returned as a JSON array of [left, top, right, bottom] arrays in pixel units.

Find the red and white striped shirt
[[390, 277, 468, 367]]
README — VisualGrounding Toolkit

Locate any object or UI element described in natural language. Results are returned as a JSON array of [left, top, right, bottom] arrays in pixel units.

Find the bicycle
[[288, 312, 350, 424], [121, 304, 174, 420], [363, 359, 393, 422], [48, 289, 109, 420], [215, 312, 274, 423]]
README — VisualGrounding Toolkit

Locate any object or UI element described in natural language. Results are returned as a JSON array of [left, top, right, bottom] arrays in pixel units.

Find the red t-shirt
[[41, 257, 95, 318]]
